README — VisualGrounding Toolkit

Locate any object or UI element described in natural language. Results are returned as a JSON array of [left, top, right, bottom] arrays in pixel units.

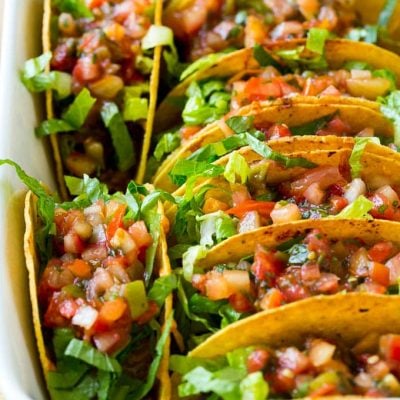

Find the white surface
[[0, 0, 56, 399]]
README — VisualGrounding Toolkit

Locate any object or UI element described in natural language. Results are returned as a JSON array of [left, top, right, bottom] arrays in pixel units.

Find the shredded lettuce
[[65, 339, 122, 373], [123, 97, 148, 122], [343, 61, 371, 71], [224, 151, 250, 184], [240, 372, 269, 400], [331, 195, 374, 219], [373, 69, 397, 91], [306, 28, 330, 55], [153, 132, 181, 161], [378, 0, 398, 27], [101, 102, 136, 172], [53, 0, 93, 19], [182, 80, 230, 126], [63, 88, 96, 128], [148, 275, 178, 307], [142, 25, 175, 51], [181, 52, 229, 81], [346, 25, 378, 43], [197, 211, 237, 247], [20, 52, 72, 99], [0, 159, 55, 260], [226, 116, 255, 133], [183, 245, 208, 281], [290, 115, 332, 136], [378, 91, 400, 145], [349, 137, 380, 178], [253, 44, 281, 69], [245, 133, 316, 169], [36, 88, 96, 136]]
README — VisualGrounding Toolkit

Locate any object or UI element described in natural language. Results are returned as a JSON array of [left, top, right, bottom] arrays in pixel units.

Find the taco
[[170, 295, 400, 398], [163, 0, 400, 62], [152, 100, 397, 191], [171, 218, 400, 353], [165, 146, 400, 238], [21, 0, 163, 198], [150, 39, 400, 185], [18, 163, 176, 399]]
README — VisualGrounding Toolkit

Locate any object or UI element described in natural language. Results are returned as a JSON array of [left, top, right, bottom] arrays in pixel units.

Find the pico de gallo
[[22, 0, 158, 192], [191, 230, 400, 316], [27, 172, 175, 399], [171, 334, 400, 398], [164, 0, 390, 62], [151, 61, 397, 170], [170, 147, 400, 254]]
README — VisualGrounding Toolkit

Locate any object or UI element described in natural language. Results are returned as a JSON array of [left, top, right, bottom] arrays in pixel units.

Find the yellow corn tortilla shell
[[43, 0, 163, 197], [197, 218, 400, 269], [153, 100, 394, 192], [165, 147, 400, 219], [154, 39, 400, 133], [189, 293, 400, 358], [24, 191, 172, 398]]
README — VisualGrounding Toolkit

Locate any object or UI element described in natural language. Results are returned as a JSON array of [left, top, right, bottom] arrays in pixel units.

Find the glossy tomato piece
[[251, 245, 283, 282], [266, 124, 292, 140], [247, 349, 270, 373]]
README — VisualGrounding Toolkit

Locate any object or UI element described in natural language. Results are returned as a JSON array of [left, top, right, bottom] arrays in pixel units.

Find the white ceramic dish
[[0, 0, 56, 398]]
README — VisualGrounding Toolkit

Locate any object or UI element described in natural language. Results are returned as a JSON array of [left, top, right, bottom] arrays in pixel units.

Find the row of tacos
[[15, 0, 400, 399]]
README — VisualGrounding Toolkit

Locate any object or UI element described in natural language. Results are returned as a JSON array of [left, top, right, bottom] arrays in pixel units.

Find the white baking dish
[[0, 0, 56, 398]]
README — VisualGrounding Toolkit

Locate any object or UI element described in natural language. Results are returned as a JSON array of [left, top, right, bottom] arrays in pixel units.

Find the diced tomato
[[316, 116, 351, 136], [251, 245, 283, 282], [73, 58, 102, 84], [259, 288, 284, 310], [128, 221, 153, 250], [269, 369, 296, 394], [229, 292, 253, 313], [59, 298, 79, 319], [44, 293, 70, 328], [99, 299, 127, 323], [88, 0, 105, 8], [192, 274, 207, 294], [247, 349, 270, 373], [64, 232, 86, 254], [280, 284, 310, 303], [205, 271, 231, 300], [93, 331, 121, 353], [51, 43, 76, 72], [266, 124, 292, 140], [380, 334, 400, 363], [244, 77, 282, 102], [67, 259, 92, 279], [180, 125, 202, 140], [309, 383, 338, 398], [136, 301, 159, 325], [226, 200, 275, 219], [305, 230, 330, 255], [386, 253, 400, 285], [278, 347, 311, 374], [369, 262, 390, 287], [314, 273, 340, 293], [302, 77, 333, 96], [369, 193, 400, 221], [107, 204, 127, 240], [330, 195, 348, 213], [290, 166, 346, 197]]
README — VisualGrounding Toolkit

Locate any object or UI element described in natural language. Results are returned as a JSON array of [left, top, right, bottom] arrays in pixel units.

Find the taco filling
[[151, 63, 396, 169], [191, 230, 400, 314], [164, 0, 388, 62], [170, 154, 400, 254], [25, 173, 175, 399], [171, 333, 400, 398], [22, 0, 158, 191]]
